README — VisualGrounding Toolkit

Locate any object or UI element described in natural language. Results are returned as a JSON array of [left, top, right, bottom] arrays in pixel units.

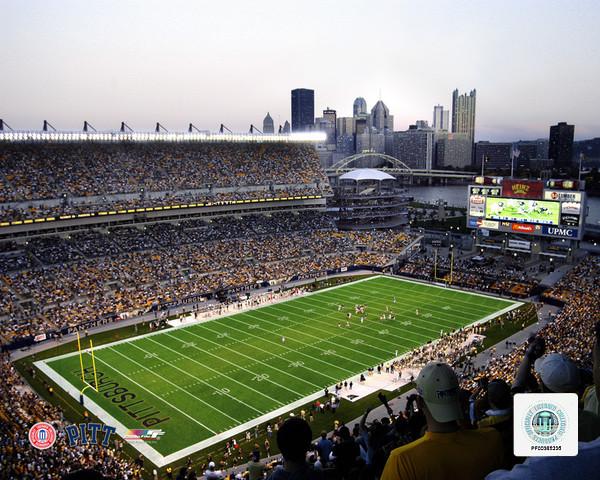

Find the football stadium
[[37, 276, 518, 465], [3, 3, 600, 480]]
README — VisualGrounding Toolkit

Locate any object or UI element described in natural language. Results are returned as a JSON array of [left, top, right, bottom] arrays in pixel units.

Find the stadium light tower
[[0, 119, 14, 131], [155, 122, 168, 133], [43, 120, 57, 132], [83, 121, 97, 132], [249, 124, 263, 134], [120, 122, 133, 133], [219, 124, 233, 134]]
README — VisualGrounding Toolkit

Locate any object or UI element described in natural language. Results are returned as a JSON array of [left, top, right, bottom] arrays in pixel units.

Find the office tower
[[474, 141, 512, 170], [433, 105, 449, 131], [392, 128, 434, 170], [370, 100, 393, 132], [548, 122, 575, 168], [291, 88, 315, 132], [315, 108, 337, 145], [415, 120, 429, 129], [262, 112, 274, 134], [356, 131, 385, 154], [336, 117, 356, 137], [353, 97, 367, 117], [451, 89, 476, 141], [435, 132, 473, 169], [282, 120, 291, 134], [323, 107, 337, 139]]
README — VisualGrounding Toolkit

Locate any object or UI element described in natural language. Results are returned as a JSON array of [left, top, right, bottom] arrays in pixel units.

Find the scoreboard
[[467, 178, 586, 240]]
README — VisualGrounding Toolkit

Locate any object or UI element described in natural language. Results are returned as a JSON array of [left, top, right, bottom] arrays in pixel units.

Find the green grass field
[[37, 275, 518, 466]]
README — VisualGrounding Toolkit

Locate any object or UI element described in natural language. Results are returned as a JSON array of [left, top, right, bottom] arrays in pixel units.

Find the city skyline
[[1, 0, 600, 141]]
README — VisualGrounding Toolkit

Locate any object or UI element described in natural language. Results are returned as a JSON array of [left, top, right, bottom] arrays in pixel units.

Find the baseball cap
[[534, 353, 580, 393], [208, 461, 216, 468], [486, 379, 512, 409], [415, 362, 463, 422]]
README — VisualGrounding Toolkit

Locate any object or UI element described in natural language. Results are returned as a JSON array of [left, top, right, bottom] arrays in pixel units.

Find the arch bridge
[[326, 152, 477, 179]]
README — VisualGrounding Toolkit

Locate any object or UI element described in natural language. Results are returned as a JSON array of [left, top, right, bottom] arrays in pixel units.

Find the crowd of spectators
[[0, 353, 139, 479], [0, 212, 414, 345], [0, 142, 332, 221], [398, 252, 538, 298]]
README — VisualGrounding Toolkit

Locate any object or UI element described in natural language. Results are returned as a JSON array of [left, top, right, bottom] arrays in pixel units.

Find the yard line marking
[[240, 310, 391, 362], [273, 298, 430, 345], [307, 288, 465, 333], [265, 302, 422, 352], [147, 333, 294, 405], [361, 276, 514, 313], [138, 333, 283, 415], [109, 345, 244, 424], [186, 317, 354, 378], [325, 283, 475, 325], [302, 294, 446, 336], [214, 313, 360, 375], [90, 350, 218, 435], [179, 323, 335, 387], [322, 282, 501, 328]]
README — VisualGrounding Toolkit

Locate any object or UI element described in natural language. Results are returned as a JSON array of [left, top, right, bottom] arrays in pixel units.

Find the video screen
[[485, 197, 560, 225]]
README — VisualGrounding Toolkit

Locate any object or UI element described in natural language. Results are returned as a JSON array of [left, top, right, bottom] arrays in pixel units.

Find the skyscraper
[[262, 112, 274, 134], [392, 128, 434, 170], [282, 120, 291, 134], [353, 97, 367, 117], [451, 89, 476, 141], [370, 100, 393, 133], [433, 105, 449, 131], [548, 122, 575, 168], [291, 88, 314, 132]]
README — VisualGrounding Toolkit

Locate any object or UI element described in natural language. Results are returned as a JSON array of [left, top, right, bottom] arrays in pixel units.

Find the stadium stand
[[0, 142, 331, 222]]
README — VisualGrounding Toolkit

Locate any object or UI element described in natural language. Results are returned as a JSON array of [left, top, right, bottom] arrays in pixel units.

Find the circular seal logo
[[28, 422, 56, 450], [523, 402, 567, 444]]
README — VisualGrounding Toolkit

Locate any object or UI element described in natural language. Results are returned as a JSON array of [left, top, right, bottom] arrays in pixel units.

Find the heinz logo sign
[[542, 226, 578, 238]]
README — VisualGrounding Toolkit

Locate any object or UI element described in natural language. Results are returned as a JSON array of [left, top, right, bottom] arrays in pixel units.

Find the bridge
[[326, 152, 477, 179]]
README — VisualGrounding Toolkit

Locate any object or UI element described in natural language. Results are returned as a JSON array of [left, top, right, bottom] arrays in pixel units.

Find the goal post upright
[[76, 331, 99, 395]]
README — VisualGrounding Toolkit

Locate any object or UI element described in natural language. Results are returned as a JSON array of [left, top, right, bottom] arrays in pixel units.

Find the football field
[[37, 275, 520, 466]]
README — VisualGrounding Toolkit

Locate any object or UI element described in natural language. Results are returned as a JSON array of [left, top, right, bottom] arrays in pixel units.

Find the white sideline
[[35, 274, 523, 468]]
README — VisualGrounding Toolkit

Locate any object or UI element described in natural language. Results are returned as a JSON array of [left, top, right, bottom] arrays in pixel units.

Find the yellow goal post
[[76, 331, 99, 395]]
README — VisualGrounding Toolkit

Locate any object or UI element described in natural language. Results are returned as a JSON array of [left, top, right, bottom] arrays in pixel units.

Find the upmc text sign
[[542, 226, 579, 238]]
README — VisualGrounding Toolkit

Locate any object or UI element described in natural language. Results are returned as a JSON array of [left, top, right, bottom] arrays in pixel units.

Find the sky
[[1, 0, 599, 141]]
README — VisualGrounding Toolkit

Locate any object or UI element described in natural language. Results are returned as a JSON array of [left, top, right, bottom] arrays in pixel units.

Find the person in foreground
[[267, 417, 324, 480], [381, 362, 504, 480]]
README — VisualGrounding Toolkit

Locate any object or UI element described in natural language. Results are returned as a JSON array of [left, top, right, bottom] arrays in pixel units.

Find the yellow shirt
[[381, 428, 504, 480]]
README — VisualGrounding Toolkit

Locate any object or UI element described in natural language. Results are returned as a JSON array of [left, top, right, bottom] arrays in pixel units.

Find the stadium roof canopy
[[339, 168, 395, 182]]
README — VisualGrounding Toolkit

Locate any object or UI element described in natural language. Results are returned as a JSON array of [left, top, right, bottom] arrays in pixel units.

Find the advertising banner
[[560, 214, 580, 227], [502, 179, 544, 199], [477, 219, 499, 230], [469, 195, 485, 217], [543, 190, 582, 202], [541, 226, 579, 238], [511, 223, 536, 233], [508, 239, 531, 250], [561, 202, 581, 215]]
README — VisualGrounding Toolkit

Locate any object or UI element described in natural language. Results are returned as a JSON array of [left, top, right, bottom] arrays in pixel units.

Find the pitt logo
[[65, 423, 116, 447], [511, 183, 530, 195]]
